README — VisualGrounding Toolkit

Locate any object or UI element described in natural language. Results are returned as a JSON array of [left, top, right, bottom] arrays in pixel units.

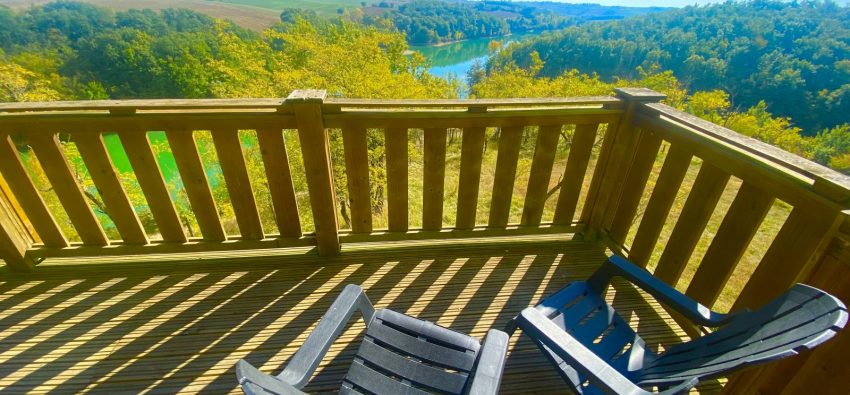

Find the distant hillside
[[0, 0, 282, 30], [491, 1, 850, 134], [520, 2, 671, 21]]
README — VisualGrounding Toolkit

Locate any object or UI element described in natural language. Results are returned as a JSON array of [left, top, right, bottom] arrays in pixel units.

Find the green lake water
[[412, 33, 539, 81]]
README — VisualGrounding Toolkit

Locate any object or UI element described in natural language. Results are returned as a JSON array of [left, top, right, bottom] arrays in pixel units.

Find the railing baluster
[[456, 126, 486, 230], [289, 90, 340, 255], [165, 130, 226, 241], [553, 123, 598, 225], [74, 133, 148, 244], [653, 162, 730, 285], [732, 206, 843, 311], [385, 127, 408, 232], [0, 183, 34, 270], [423, 127, 447, 231], [341, 126, 372, 233], [521, 124, 561, 226], [628, 144, 692, 267], [0, 134, 67, 247], [607, 130, 663, 245], [488, 126, 523, 228], [686, 182, 774, 307], [120, 130, 188, 243], [28, 133, 109, 246], [256, 128, 301, 238], [211, 129, 264, 239]]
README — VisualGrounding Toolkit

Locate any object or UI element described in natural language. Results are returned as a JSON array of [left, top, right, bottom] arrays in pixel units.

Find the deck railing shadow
[[0, 240, 686, 393]]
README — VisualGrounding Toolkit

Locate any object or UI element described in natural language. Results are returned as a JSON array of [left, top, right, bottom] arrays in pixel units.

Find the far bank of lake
[[411, 33, 540, 81]]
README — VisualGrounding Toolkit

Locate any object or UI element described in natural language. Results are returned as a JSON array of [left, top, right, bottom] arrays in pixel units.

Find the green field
[[0, 0, 368, 30], [213, 0, 365, 16]]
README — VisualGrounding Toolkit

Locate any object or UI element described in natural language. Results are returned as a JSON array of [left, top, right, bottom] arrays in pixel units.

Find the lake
[[412, 33, 539, 82]]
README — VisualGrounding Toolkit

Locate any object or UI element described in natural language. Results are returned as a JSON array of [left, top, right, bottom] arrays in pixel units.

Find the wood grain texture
[[627, 145, 692, 268], [0, 134, 67, 247], [385, 128, 408, 232], [74, 133, 149, 244], [732, 206, 842, 311], [120, 130, 188, 243], [607, 131, 663, 245], [211, 129, 264, 240], [685, 182, 774, 307], [488, 126, 524, 228], [455, 127, 486, 229], [292, 95, 340, 255], [552, 123, 598, 225], [521, 125, 562, 226], [423, 128, 447, 231], [256, 128, 301, 238], [0, 237, 700, 394], [164, 130, 225, 242], [28, 133, 109, 246], [341, 127, 372, 233], [652, 162, 730, 286]]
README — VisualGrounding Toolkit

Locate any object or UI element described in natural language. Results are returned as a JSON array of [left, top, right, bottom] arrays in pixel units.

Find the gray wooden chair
[[508, 255, 848, 395], [235, 284, 509, 395]]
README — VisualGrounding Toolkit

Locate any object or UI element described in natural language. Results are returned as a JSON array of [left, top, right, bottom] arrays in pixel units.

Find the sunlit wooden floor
[[0, 235, 720, 394]]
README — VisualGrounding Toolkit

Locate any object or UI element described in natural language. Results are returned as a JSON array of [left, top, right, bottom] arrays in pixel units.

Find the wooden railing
[[1, 88, 849, 390], [0, 90, 623, 269]]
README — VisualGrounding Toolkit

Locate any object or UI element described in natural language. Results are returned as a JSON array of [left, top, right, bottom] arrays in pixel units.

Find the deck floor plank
[[0, 237, 717, 394]]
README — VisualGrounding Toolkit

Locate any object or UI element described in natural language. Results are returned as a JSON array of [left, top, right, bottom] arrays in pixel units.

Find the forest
[[490, 0, 850, 135], [361, 0, 570, 45]]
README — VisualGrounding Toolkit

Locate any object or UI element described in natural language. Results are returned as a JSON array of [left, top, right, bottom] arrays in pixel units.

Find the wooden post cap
[[614, 88, 666, 102], [286, 90, 327, 104]]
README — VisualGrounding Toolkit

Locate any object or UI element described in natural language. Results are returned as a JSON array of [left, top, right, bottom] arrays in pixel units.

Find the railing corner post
[[584, 87, 665, 242], [287, 90, 341, 256]]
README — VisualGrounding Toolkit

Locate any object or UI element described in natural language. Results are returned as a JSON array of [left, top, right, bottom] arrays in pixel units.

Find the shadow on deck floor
[[0, 236, 715, 393]]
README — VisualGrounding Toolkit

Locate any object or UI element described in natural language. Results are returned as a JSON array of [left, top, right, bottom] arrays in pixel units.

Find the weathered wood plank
[[520, 125, 562, 226], [73, 133, 148, 244], [341, 127, 372, 233], [423, 128, 447, 231], [211, 129, 264, 240], [732, 207, 843, 311], [627, 145, 692, 268], [456, 127, 486, 229], [0, 134, 67, 247], [0, 187, 33, 270], [256, 128, 301, 238], [164, 130, 225, 242], [652, 162, 730, 285], [385, 128, 408, 232], [120, 130, 188, 243], [28, 133, 109, 246], [488, 126, 523, 228], [579, 121, 620, 227], [289, 90, 340, 255], [607, 130, 663, 245], [552, 123, 598, 225], [685, 182, 774, 307]]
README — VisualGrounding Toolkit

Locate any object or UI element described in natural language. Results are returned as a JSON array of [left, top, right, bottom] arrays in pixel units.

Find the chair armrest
[[277, 284, 375, 388], [518, 308, 697, 395], [468, 329, 510, 395], [587, 256, 736, 327]]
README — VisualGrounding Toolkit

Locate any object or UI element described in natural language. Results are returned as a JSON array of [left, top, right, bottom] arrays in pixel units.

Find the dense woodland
[[490, 0, 850, 135], [361, 0, 570, 45]]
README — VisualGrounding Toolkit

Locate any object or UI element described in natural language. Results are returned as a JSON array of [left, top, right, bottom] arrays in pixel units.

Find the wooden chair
[[236, 284, 509, 395], [509, 256, 848, 395]]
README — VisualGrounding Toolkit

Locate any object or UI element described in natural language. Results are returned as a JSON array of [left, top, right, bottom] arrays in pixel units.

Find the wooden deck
[[0, 236, 718, 394]]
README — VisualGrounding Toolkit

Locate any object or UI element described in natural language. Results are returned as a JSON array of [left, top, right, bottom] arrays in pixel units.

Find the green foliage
[[491, 0, 850, 134], [362, 0, 568, 45]]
